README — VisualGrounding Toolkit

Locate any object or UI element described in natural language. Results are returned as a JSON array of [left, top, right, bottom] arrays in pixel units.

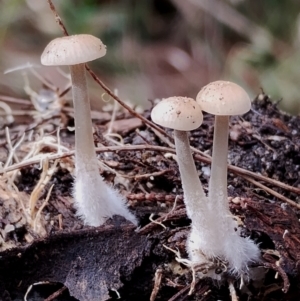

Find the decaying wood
[[0, 222, 151, 301]]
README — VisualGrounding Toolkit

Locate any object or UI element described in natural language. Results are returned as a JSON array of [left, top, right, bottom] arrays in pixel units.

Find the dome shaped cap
[[196, 81, 251, 116], [151, 97, 203, 131], [41, 34, 106, 66]]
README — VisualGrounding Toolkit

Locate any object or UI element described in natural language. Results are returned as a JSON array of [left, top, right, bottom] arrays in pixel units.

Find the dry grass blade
[[33, 183, 54, 232], [29, 158, 58, 221]]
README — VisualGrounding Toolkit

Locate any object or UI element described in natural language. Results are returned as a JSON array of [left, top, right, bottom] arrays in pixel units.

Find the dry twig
[[150, 268, 163, 301], [167, 284, 191, 301], [44, 286, 67, 301], [242, 175, 300, 209]]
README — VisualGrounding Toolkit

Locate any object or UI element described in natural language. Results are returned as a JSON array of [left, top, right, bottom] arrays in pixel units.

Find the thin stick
[[0, 95, 31, 106], [242, 175, 300, 210], [167, 285, 191, 301], [47, 0, 69, 35], [87, 66, 172, 138], [44, 286, 67, 301], [134, 169, 172, 180], [33, 184, 55, 232], [150, 268, 163, 301], [0, 145, 170, 173], [194, 154, 300, 195]]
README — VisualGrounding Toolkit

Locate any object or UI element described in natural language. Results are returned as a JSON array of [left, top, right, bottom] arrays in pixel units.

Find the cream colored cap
[[196, 81, 251, 115], [151, 97, 203, 131], [41, 34, 106, 66]]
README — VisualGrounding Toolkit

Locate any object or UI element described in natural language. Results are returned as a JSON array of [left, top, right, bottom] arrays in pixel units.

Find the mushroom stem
[[69, 63, 137, 226], [70, 63, 96, 167], [208, 115, 229, 208], [173, 130, 207, 220], [203, 115, 260, 274]]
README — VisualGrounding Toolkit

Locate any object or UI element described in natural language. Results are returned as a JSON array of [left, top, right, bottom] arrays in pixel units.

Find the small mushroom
[[41, 34, 137, 226], [151, 97, 207, 224]]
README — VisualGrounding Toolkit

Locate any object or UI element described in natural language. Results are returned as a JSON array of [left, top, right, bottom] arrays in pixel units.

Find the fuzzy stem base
[[70, 64, 137, 226], [188, 115, 260, 276]]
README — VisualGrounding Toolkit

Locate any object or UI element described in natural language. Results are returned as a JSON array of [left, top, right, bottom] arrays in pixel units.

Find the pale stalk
[[208, 115, 229, 211], [173, 130, 207, 221], [69, 63, 137, 226], [70, 63, 96, 169]]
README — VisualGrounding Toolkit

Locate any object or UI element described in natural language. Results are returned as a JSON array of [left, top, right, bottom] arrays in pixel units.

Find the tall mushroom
[[151, 97, 206, 218], [41, 34, 137, 226], [196, 81, 251, 206], [196, 80, 260, 274], [151, 97, 217, 254]]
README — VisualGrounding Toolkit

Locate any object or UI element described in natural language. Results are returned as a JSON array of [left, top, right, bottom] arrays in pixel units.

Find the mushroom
[[41, 34, 137, 226], [151, 97, 209, 229], [196, 81, 251, 205], [195, 80, 260, 274]]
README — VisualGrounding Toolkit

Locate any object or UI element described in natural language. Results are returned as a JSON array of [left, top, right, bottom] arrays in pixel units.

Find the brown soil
[[0, 93, 300, 301]]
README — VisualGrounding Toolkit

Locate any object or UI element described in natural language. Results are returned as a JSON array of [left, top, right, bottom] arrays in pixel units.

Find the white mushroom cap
[[151, 96, 203, 131], [196, 81, 251, 116], [41, 34, 106, 66]]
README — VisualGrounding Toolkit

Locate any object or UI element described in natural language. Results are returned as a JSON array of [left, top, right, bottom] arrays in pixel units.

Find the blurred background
[[0, 0, 300, 114]]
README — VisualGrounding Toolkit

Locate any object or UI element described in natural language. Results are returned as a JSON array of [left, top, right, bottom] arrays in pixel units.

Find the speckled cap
[[196, 81, 251, 116], [41, 34, 106, 66], [151, 96, 203, 131]]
